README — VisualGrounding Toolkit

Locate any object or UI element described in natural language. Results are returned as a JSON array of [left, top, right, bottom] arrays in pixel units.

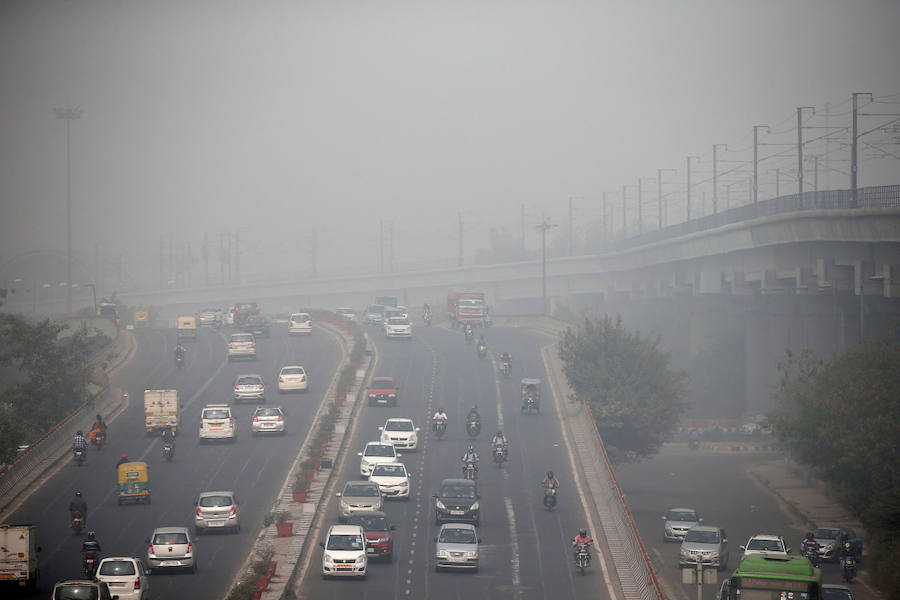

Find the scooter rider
[[69, 491, 88, 525], [839, 536, 853, 570], [82, 531, 102, 554], [491, 429, 508, 449], [572, 528, 593, 559], [542, 470, 560, 490], [116, 453, 130, 468], [802, 531, 818, 560], [466, 405, 480, 423], [89, 414, 107, 444], [500, 351, 512, 367], [432, 407, 448, 432], [461, 445, 479, 474], [174, 343, 186, 360]]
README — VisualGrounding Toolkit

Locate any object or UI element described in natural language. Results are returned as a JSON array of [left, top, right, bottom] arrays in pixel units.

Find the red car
[[367, 377, 398, 407], [348, 511, 394, 560], [232, 302, 260, 327]]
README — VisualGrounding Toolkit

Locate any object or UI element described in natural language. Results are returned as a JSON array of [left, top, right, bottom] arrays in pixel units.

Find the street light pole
[[85, 283, 97, 315], [536, 218, 557, 315], [797, 106, 815, 196], [753, 125, 770, 204], [657, 168, 676, 229], [850, 92, 872, 205], [686, 156, 699, 222], [712, 144, 727, 214], [54, 107, 83, 314]]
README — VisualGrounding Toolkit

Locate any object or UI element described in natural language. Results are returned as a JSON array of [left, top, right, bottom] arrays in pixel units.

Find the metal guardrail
[[612, 184, 900, 251]]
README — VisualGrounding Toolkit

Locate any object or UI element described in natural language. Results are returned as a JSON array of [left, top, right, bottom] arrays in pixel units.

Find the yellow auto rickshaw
[[176, 316, 197, 341], [133, 310, 150, 328], [117, 461, 151, 505]]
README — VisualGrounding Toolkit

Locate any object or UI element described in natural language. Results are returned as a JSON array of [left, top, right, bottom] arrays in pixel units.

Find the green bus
[[722, 554, 822, 600]]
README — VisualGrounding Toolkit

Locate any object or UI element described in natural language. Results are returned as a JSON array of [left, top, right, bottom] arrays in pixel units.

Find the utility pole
[[621, 185, 627, 236], [850, 92, 872, 204], [568, 197, 574, 256], [388, 223, 394, 272], [797, 106, 815, 196], [380, 220, 385, 273], [813, 155, 819, 192], [657, 169, 676, 229], [234, 230, 240, 285], [712, 144, 727, 214], [54, 107, 82, 313], [458, 213, 464, 267], [536, 217, 557, 315], [203, 231, 209, 286], [775, 169, 781, 198], [686, 156, 699, 221], [521, 204, 525, 253], [824, 102, 831, 190], [160, 234, 165, 289], [601, 192, 607, 239], [637, 179, 644, 234], [753, 125, 770, 204], [311, 227, 318, 278]]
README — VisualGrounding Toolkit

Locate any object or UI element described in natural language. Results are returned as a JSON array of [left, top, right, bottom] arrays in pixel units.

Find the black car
[[244, 315, 270, 338], [434, 478, 480, 525]]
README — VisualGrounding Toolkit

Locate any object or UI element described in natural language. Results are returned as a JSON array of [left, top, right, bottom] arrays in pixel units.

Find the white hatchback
[[379, 418, 419, 451], [288, 312, 312, 335], [95, 557, 150, 600], [199, 405, 236, 442], [358, 442, 401, 478], [369, 463, 411, 499], [321, 524, 367, 578], [278, 365, 309, 393]]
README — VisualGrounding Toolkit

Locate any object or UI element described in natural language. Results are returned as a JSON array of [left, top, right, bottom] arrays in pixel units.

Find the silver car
[[227, 333, 257, 361], [336, 481, 384, 522], [663, 507, 702, 542], [146, 526, 196, 573], [251, 406, 286, 435], [434, 523, 480, 571], [194, 491, 240, 534], [679, 525, 728, 570], [233, 374, 265, 403]]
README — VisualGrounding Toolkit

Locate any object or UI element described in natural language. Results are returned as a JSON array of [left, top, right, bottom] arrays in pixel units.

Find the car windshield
[[372, 464, 405, 477], [441, 483, 476, 499], [98, 560, 135, 575], [231, 335, 252, 342], [291, 314, 309, 322], [366, 305, 384, 314], [281, 367, 304, 375], [336, 309, 353, 314], [238, 377, 261, 385], [440, 528, 476, 544], [53, 585, 100, 600], [327, 534, 364, 551], [815, 528, 840, 539], [153, 532, 188, 544], [372, 380, 394, 388], [684, 529, 720, 543], [667, 510, 698, 521], [256, 408, 282, 417], [199, 495, 233, 507], [203, 410, 229, 420], [388, 318, 409, 325], [345, 484, 380, 497], [365, 445, 395, 457], [349, 515, 389, 530], [821, 588, 853, 600], [386, 421, 414, 431], [747, 538, 784, 551]]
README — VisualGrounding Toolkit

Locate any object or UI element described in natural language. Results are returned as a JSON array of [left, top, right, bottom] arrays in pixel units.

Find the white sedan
[[278, 365, 308, 393], [369, 463, 410, 499], [379, 418, 419, 451], [358, 442, 401, 478]]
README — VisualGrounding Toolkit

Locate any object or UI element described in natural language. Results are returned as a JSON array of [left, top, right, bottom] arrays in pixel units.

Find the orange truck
[[446, 289, 486, 328]]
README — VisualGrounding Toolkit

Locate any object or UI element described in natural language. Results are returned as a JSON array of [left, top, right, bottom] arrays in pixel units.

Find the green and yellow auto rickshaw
[[117, 461, 151, 505]]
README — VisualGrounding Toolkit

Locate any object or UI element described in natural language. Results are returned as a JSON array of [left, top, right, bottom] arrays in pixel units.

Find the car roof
[[385, 417, 413, 423], [687, 525, 720, 533], [328, 524, 364, 535], [439, 522, 476, 531], [55, 579, 106, 586], [441, 478, 475, 486], [197, 490, 235, 498], [152, 526, 189, 534], [203, 404, 230, 409], [365, 441, 394, 447], [98, 556, 141, 562], [254, 405, 284, 411], [236, 373, 263, 378], [291, 312, 310, 317], [748, 534, 784, 540], [344, 480, 378, 488], [280, 365, 305, 370], [668, 507, 698, 513]]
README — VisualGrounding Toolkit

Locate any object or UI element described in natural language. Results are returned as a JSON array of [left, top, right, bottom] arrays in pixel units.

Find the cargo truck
[[144, 389, 179, 435], [446, 289, 486, 328], [0, 524, 40, 591]]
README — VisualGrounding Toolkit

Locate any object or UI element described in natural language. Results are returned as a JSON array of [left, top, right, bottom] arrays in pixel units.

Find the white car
[[146, 526, 196, 573], [741, 534, 790, 557], [321, 524, 367, 578], [288, 312, 312, 335], [277, 365, 309, 393], [358, 442, 401, 478], [395, 305, 409, 319], [227, 333, 256, 361], [379, 418, 419, 451], [335, 307, 356, 321], [383, 317, 412, 339], [199, 405, 236, 442], [369, 463, 410, 499], [251, 406, 287, 435], [197, 308, 223, 328], [194, 491, 240, 534], [95, 557, 150, 600]]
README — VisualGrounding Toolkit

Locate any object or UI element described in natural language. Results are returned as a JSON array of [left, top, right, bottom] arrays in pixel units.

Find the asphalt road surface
[[616, 446, 880, 600], [8, 323, 341, 599], [297, 324, 610, 600]]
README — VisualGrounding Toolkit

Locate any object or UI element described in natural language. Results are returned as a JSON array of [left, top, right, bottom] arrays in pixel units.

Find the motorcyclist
[[88, 414, 107, 444], [432, 407, 448, 432], [461, 445, 479, 474], [116, 453, 130, 468], [82, 531, 102, 555], [162, 427, 176, 448], [73, 430, 88, 455], [572, 528, 594, 559], [69, 491, 88, 524], [802, 531, 818, 559], [491, 429, 508, 449], [500, 352, 512, 367], [477, 334, 486, 348], [174, 343, 186, 360], [542, 470, 560, 490], [839, 535, 853, 570], [463, 323, 474, 340], [466, 405, 480, 423]]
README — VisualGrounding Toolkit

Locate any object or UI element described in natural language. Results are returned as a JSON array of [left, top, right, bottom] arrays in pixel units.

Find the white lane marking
[[542, 343, 617, 600], [504, 497, 521, 587]]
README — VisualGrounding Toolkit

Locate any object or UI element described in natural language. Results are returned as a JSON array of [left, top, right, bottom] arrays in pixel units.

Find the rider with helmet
[[82, 531, 102, 554], [461, 445, 479, 475], [69, 491, 88, 524], [116, 453, 130, 468], [432, 407, 448, 432], [466, 405, 480, 423], [88, 414, 107, 444], [73, 430, 88, 454], [542, 470, 560, 490], [491, 429, 508, 448], [572, 528, 593, 559]]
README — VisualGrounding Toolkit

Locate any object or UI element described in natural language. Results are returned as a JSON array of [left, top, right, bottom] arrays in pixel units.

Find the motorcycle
[[688, 438, 699, 450], [464, 328, 474, 344], [82, 551, 99, 579], [90, 431, 106, 450], [162, 441, 175, 462], [73, 447, 86, 467], [433, 420, 447, 440], [477, 343, 487, 359], [71, 513, 84, 534], [462, 460, 478, 480], [466, 419, 481, 438], [493, 444, 507, 467], [801, 544, 819, 567], [500, 361, 511, 378], [543, 486, 558, 511], [842, 556, 856, 583], [423, 312, 432, 326], [573, 542, 592, 575], [175, 353, 185, 369]]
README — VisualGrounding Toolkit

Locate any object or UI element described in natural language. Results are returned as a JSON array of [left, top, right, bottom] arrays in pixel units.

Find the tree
[[0, 315, 94, 462], [770, 340, 900, 598], [558, 315, 687, 462]]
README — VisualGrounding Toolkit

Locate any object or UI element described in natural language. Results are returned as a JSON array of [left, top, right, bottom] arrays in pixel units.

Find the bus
[[722, 554, 822, 600]]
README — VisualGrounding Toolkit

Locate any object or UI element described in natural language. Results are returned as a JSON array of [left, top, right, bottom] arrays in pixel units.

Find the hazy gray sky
[[2, 0, 898, 289]]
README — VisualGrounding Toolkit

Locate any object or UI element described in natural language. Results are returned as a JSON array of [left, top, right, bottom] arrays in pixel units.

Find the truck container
[[446, 289, 486, 327], [144, 389, 179, 434], [0, 524, 40, 591]]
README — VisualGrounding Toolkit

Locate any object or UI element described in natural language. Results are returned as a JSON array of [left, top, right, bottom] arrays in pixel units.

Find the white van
[[321, 524, 367, 578]]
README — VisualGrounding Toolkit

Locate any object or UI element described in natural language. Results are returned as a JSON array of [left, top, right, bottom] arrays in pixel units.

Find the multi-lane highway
[[296, 324, 609, 600], [8, 323, 341, 598]]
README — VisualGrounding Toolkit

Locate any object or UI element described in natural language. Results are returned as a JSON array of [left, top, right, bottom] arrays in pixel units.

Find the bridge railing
[[612, 184, 900, 251]]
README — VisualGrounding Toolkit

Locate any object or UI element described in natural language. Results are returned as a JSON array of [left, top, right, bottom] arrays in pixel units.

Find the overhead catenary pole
[[753, 125, 770, 204], [686, 155, 699, 221], [657, 169, 676, 229], [568, 197, 574, 256], [797, 106, 816, 196], [380, 220, 385, 273], [536, 217, 557, 315], [637, 179, 644, 234], [458, 213, 463, 267], [601, 192, 607, 239], [621, 185, 627, 235], [850, 92, 872, 205], [311, 227, 318, 278], [712, 144, 727, 214], [54, 107, 82, 313]]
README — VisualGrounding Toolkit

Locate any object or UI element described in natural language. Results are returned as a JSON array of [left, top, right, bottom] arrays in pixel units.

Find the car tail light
[[235, 382, 240, 389], [229, 417, 234, 426], [250, 342, 256, 348], [230, 506, 237, 517], [253, 414, 259, 422], [228, 343, 234, 349], [279, 376, 285, 383], [134, 577, 141, 590], [300, 375, 306, 382], [277, 414, 283, 421], [187, 542, 192, 554], [196, 507, 202, 517], [148, 543, 154, 555]]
